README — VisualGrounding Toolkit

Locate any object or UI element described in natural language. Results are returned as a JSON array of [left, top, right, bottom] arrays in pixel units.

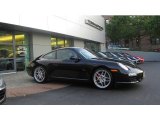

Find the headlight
[[128, 73, 137, 76], [118, 63, 129, 71]]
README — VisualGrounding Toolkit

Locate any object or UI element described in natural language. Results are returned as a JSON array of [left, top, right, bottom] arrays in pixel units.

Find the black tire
[[92, 68, 114, 89], [33, 66, 48, 83]]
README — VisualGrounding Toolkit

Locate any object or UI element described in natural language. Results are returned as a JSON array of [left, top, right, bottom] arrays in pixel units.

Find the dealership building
[[0, 15, 106, 73]]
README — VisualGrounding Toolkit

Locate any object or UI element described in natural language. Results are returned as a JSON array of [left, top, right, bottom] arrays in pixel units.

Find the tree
[[146, 16, 160, 39], [106, 16, 150, 49]]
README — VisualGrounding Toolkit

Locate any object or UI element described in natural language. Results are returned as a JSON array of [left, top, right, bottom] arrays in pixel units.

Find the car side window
[[43, 51, 56, 59], [57, 49, 77, 60]]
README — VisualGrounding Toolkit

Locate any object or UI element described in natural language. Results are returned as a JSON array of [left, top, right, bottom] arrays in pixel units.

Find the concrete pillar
[[32, 33, 51, 59], [74, 39, 84, 48]]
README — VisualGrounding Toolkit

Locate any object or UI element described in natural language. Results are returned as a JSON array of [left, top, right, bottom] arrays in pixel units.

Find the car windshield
[[98, 52, 107, 58], [79, 48, 98, 59], [112, 52, 123, 57]]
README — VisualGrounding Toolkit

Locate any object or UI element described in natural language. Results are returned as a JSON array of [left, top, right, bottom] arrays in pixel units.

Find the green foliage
[[146, 16, 160, 38], [106, 16, 160, 44]]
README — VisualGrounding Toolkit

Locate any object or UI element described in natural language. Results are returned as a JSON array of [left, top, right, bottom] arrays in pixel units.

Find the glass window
[[57, 38, 65, 48], [79, 48, 98, 59], [0, 34, 13, 44], [51, 36, 73, 50], [84, 41, 100, 52], [105, 52, 113, 58], [0, 45, 14, 58], [0, 31, 30, 72], [156, 38, 160, 44], [151, 38, 156, 45], [0, 32, 14, 72], [43, 51, 56, 59], [57, 49, 77, 60], [65, 39, 73, 47], [0, 59, 14, 71], [15, 33, 29, 71], [151, 38, 160, 45], [98, 52, 107, 58], [15, 34, 28, 45], [51, 37, 57, 49]]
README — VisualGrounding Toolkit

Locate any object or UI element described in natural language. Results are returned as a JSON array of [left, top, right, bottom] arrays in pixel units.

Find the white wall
[[32, 33, 51, 59], [47, 15, 106, 43], [74, 40, 84, 48], [0, 15, 106, 44]]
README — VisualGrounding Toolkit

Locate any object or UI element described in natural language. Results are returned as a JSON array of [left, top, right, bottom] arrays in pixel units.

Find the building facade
[[0, 15, 106, 73], [127, 35, 160, 52]]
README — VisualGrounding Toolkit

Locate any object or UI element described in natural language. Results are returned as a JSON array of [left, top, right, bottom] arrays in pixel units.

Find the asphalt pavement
[[3, 62, 160, 105]]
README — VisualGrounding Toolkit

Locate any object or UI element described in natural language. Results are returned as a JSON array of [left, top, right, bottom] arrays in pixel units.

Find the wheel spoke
[[104, 76, 110, 80], [102, 81, 105, 86], [96, 73, 101, 77], [93, 69, 111, 89], [95, 73, 101, 81], [102, 70, 106, 76]]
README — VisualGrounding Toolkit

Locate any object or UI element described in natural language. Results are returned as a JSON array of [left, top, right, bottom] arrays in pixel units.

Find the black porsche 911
[[27, 47, 144, 89]]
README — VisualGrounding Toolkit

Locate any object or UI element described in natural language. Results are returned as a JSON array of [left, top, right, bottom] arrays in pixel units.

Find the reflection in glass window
[[84, 41, 100, 52], [65, 39, 72, 47], [57, 49, 77, 60], [57, 38, 65, 48], [0, 34, 13, 44], [79, 48, 98, 59], [15, 34, 27, 45], [15, 34, 29, 71], [0, 59, 14, 71], [51, 37, 57, 49], [0, 45, 13, 58], [57, 49, 69, 60], [43, 51, 56, 59], [51, 36, 73, 50], [0, 31, 30, 72]]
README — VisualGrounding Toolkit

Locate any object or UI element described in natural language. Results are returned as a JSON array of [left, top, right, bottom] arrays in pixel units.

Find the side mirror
[[70, 56, 80, 62]]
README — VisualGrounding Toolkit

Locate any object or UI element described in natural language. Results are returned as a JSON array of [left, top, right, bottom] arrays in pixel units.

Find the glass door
[[15, 33, 30, 71], [0, 32, 15, 73]]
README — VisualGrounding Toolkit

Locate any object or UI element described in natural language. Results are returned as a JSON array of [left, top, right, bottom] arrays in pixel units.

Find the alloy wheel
[[93, 68, 112, 89], [34, 66, 46, 83]]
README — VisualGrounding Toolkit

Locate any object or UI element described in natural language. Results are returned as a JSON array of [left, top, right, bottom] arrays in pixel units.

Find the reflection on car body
[[27, 47, 144, 89]]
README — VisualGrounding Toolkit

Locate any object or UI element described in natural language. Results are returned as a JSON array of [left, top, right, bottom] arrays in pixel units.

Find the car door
[[50, 49, 88, 80]]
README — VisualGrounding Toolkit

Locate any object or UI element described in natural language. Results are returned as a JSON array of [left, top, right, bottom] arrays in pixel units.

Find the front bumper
[[114, 71, 144, 84]]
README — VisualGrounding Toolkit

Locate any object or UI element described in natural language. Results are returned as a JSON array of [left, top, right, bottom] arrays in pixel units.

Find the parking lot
[[3, 62, 160, 105]]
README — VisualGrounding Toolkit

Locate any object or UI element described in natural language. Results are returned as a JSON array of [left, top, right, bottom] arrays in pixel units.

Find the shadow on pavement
[[114, 83, 142, 91]]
